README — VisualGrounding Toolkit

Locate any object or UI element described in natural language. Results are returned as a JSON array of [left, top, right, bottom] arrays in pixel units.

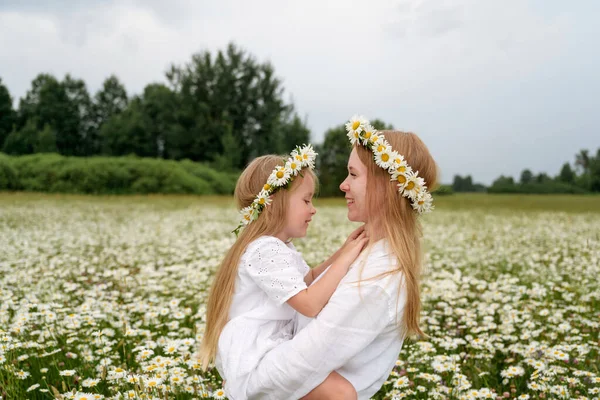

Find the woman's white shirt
[[246, 240, 407, 400]]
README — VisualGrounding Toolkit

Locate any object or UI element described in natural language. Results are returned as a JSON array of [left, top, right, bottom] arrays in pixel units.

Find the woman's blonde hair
[[199, 155, 317, 369], [356, 131, 438, 338]]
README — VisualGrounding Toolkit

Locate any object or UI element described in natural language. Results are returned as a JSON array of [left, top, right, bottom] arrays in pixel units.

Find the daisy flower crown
[[345, 115, 434, 214], [233, 144, 318, 235]]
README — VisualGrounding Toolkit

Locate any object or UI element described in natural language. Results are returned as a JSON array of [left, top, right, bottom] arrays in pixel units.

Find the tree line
[[451, 148, 600, 194], [0, 43, 309, 171], [0, 42, 598, 196]]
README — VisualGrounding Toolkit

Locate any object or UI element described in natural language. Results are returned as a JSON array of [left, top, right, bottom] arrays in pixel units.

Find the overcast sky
[[1, 0, 598, 184]]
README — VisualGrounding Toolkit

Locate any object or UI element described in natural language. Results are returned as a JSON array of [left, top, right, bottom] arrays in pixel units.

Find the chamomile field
[[1, 193, 598, 400]]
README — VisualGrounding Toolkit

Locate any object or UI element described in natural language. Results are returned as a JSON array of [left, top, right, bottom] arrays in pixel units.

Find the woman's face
[[339, 148, 368, 222]]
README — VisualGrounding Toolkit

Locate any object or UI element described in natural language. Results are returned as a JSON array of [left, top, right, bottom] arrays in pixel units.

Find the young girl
[[199, 145, 367, 400]]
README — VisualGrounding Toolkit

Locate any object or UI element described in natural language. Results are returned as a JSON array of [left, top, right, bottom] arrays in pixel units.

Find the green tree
[[166, 43, 296, 166], [317, 119, 393, 197], [17, 73, 92, 156], [87, 75, 128, 155], [0, 78, 15, 150], [558, 162, 575, 184], [589, 148, 600, 192], [492, 175, 515, 186], [2, 120, 37, 154], [520, 169, 533, 184]]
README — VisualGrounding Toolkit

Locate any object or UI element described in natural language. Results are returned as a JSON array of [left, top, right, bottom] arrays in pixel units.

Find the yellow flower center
[[397, 166, 406, 173], [406, 181, 415, 190], [353, 132, 359, 138], [263, 184, 271, 191], [397, 175, 407, 184], [377, 145, 385, 152], [148, 381, 157, 387], [258, 198, 265, 205], [364, 131, 372, 139], [276, 171, 284, 179], [371, 135, 378, 143], [381, 153, 389, 162], [418, 200, 424, 205], [291, 162, 297, 169], [244, 215, 250, 221], [296, 155, 302, 161], [352, 121, 360, 130], [303, 154, 308, 159]]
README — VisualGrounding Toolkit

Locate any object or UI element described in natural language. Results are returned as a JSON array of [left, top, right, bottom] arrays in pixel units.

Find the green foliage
[[487, 181, 586, 194], [0, 153, 237, 195], [0, 78, 15, 150], [432, 184, 454, 196]]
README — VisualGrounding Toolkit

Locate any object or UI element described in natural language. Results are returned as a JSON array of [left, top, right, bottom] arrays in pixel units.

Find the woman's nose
[[339, 178, 349, 193]]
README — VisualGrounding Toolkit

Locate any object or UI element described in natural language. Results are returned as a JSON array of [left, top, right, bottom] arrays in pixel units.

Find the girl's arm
[[287, 231, 367, 318]]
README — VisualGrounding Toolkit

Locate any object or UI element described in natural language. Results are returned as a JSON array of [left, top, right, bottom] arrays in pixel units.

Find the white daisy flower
[[374, 147, 395, 170], [15, 370, 30, 379], [239, 206, 254, 226], [373, 140, 391, 155], [267, 166, 291, 187], [27, 384, 40, 392], [412, 192, 434, 214], [285, 158, 303, 176], [59, 369, 77, 376], [213, 389, 226, 399], [345, 115, 367, 136], [74, 393, 96, 400], [391, 165, 413, 187], [400, 171, 423, 200], [254, 189, 272, 207], [361, 124, 377, 146], [299, 144, 317, 168]]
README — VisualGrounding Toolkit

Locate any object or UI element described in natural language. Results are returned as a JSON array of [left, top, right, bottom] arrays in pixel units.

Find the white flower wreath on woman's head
[[345, 115, 434, 214], [233, 144, 318, 235]]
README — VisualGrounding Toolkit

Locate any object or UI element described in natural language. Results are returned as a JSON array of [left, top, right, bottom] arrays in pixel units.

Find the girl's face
[[276, 174, 317, 241], [339, 148, 368, 223]]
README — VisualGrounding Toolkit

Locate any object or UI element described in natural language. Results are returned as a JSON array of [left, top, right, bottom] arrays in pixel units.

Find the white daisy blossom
[[285, 158, 303, 176], [239, 206, 254, 226], [412, 192, 434, 213], [345, 115, 433, 214], [253, 189, 272, 207], [299, 144, 317, 168], [267, 166, 291, 187], [374, 147, 395, 170], [345, 115, 367, 136], [361, 124, 376, 145]]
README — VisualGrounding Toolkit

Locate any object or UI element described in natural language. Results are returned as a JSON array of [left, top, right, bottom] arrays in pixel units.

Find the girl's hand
[[336, 230, 368, 270], [343, 225, 366, 248]]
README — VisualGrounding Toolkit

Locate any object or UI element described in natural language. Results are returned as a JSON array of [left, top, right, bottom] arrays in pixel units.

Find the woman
[[245, 116, 438, 399]]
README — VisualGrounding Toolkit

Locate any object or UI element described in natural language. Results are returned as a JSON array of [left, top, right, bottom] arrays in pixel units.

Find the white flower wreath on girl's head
[[233, 144, 318, 236], [345, 115, 434, 214]]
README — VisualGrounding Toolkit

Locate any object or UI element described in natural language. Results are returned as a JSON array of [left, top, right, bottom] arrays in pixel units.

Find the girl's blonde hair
[[356, 131, 438, 338], [199, 155, 317, 369]]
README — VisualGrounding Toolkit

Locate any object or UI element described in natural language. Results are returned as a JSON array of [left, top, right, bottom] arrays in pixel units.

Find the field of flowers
[[1, 194, 598, 400]]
